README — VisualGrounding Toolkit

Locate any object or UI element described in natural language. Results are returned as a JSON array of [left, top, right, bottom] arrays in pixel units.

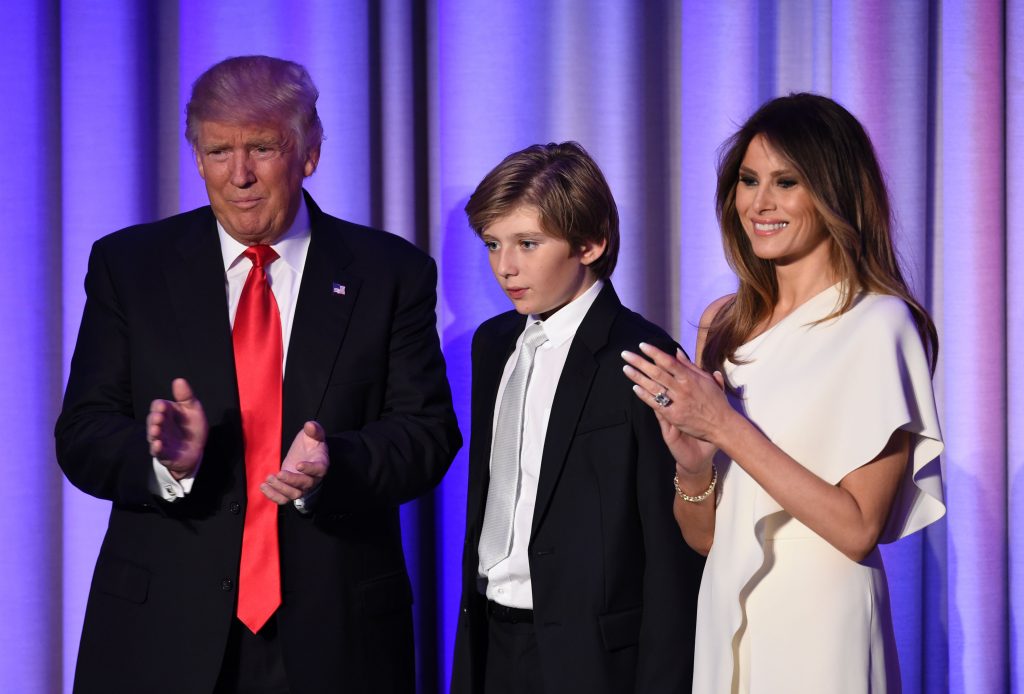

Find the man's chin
[[220, 219, 279, 246]]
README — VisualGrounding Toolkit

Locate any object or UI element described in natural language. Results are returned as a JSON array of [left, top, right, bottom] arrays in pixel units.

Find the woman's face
[[734, 134, 831, 270]]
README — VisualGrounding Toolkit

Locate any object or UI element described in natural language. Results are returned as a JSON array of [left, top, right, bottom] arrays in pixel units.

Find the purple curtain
[[0, 1, 1016, 692]]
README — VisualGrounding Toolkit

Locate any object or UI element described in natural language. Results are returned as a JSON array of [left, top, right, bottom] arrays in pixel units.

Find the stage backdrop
[[1, 1, 1018, 692]]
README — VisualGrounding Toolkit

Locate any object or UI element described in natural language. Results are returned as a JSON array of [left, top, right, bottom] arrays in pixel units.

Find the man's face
[[482, 206, 605, 320], [194, 120, 319, 245]]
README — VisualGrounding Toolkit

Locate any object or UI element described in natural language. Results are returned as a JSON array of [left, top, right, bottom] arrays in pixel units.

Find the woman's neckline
[[738, 281, 843, 351]]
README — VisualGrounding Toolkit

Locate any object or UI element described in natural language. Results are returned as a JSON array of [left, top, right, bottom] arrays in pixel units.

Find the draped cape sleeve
[[693, 285, 944, 692], [724, 285, 945, 543]]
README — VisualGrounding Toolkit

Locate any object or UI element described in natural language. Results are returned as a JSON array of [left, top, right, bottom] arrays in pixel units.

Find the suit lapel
[[530, 283, 622, 538], [281, 193, 359, 441], [164, 208, 238, 413], [158, 210, 246, 501]]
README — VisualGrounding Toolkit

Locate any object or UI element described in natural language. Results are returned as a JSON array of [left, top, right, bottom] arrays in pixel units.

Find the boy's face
[[481, 206, 606, 320]]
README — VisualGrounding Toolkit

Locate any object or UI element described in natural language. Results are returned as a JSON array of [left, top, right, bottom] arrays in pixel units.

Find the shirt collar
[[218, 195, 311, 273], [528, 279, 604, 349]]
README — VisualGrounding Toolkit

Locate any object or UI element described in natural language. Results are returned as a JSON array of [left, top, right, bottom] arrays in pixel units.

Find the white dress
[[691, 285, 945, 693]]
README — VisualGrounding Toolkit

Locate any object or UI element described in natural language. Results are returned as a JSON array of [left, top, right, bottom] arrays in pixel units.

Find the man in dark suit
[[450, 142, 704, 693], [55, 55, 460, 694]]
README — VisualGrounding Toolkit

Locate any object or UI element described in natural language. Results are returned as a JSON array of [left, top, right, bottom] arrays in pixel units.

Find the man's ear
[[303, 146, 321, 178], [194, 148, 206, 180], [579, 237, 608, 266]]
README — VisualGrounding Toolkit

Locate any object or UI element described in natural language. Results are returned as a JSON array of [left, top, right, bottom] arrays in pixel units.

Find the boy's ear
[[579, 237, 608, 266]]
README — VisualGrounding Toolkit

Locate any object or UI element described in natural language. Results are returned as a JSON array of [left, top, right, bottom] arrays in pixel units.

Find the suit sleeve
[[54, 241, 155, 506], [633, 339, 705, 692], [318, 255, 461, 511]]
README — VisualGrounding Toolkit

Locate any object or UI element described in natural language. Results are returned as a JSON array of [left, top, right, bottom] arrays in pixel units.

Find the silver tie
[[478, 322, 548, 571]]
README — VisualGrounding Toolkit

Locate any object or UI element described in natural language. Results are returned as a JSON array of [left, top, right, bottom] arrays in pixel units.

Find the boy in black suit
[[451, 142, 703, 694]]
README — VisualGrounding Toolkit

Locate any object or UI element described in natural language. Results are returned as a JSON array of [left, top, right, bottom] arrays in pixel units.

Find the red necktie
[[233, 245, 283, 634]]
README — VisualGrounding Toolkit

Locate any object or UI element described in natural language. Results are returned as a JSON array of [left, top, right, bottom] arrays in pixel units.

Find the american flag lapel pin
[[332, 282, 346, 296]]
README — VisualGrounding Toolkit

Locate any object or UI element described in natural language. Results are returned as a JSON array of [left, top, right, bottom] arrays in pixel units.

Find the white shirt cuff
[[149, 458, 198, 501], [149, 456, 318, 513], [293, 483, 321, 514]]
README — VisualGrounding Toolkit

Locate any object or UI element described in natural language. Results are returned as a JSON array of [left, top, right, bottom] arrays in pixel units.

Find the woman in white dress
[[621, 93, 945, 693]]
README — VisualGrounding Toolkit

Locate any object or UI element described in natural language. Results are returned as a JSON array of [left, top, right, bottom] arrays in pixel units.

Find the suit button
[[229, 502, 241, 514], [221, 579, 233, 591]]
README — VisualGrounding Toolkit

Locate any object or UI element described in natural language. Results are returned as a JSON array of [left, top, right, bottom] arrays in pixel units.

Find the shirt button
[[229, 502, 241, 514], [221, 579, 233, 591]]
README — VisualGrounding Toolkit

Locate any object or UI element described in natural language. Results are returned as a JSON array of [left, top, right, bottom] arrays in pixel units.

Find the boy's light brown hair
[[465, 141, 619, 279]]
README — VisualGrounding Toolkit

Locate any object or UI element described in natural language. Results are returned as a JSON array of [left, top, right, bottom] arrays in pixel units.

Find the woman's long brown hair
[[702, 93, 938, 375]]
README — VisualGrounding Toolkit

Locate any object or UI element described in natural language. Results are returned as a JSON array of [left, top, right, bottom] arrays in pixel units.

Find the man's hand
[[147, 378, 208, 480], [262, 421, 329, 505]]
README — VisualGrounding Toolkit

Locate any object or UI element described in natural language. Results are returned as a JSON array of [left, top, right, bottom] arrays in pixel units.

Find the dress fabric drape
[[694, 284, 944, 693]]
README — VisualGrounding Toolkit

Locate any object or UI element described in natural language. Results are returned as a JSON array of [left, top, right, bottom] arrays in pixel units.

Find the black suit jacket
[[450, 283, 703, 694], [55, 193, 461, 694]]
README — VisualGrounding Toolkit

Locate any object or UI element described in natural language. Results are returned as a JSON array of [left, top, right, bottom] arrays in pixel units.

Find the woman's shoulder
[[695, 294, 735, 365], [822, 291, 930, 368], [700, 294, 735, 329], [845, 292, 916, 335]]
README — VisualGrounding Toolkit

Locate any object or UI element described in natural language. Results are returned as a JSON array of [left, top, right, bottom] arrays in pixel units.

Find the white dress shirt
[[481, 279, 604, 609], [150, 198, 311, 500]]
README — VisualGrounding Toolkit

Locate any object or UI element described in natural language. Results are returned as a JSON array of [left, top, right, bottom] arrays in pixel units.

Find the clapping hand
[[622, 343, 729, 474], [261, 421, 330, 504], [147, 378, 208, 480]]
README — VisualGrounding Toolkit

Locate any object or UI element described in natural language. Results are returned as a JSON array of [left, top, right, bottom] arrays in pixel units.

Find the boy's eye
[[520, 240, 538, 249], [483, 240, 499, 251]]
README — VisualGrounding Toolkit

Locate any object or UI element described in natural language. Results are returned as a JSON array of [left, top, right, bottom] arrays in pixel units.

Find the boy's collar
[[528, 279, 604, 349]]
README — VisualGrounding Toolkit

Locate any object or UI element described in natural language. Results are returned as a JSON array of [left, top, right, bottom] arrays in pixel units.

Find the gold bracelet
[[673, 464, 717, 503]]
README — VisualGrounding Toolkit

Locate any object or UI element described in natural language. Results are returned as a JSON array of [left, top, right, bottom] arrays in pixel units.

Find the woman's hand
[[653, 408, 716, 478], [624, 343, 722, 555], [621, 342, 732, 448]]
